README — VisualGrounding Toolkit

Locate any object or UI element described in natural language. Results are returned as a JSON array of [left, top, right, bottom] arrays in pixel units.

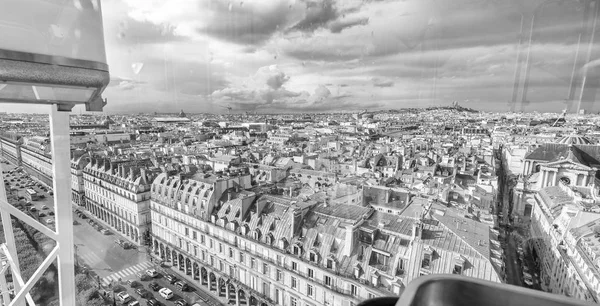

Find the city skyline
[[5, 1, 600, 305], [5, 0, 597, 114]]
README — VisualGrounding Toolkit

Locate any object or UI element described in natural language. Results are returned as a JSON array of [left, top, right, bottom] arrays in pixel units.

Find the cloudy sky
[[6, 0, 598, 114]]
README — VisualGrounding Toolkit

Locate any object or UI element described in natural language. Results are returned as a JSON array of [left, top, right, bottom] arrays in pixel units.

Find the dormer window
[[453, 255, 465, 274], [253, 229, 261, 240], [421, 253, 432, 270], [293, 245, 301, 256], [453, 264, 463, 275], [309, 251, 319, 263], [279, 238, 287, 250], [371, 272, 380, 287], [354, 264, 361, 279], [266, 233, 274, 245], [229, 221, 238, 232], [326, 257, 336, 270]]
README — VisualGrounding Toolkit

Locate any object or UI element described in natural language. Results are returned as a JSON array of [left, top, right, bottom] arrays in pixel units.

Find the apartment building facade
[[150, 172, 502, 306], [83, 157, 156, 245], [71, 154, 90, 206], [529, 183, 600, 302], [20, 136, 53, 186], [0, 133, 21, 165]]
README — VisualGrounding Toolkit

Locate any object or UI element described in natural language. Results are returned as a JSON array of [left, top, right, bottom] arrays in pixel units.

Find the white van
[[159, 288, 174, 300]]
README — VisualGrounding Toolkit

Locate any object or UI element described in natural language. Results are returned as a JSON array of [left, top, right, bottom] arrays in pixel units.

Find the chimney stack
[[343, 224, 355, 256], [411, 220, 422, 241]]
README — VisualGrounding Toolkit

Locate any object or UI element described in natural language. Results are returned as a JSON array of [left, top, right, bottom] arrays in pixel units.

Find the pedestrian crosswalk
[[101, 261, 153, 286], [78, 252, 105, 267]]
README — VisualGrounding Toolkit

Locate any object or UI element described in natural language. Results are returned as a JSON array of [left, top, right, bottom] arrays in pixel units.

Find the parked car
[[45, 219, 54, 224], [136, 272, 149, 281], [158, 288, 173, 300], [174, 300, 187, 306], [523, 275, 534, 286], [145, 269, 158, 278], [117, 292, 132, 304], [41, 205, 49, 210], [174, 281, 188, 291], [128, 301, 140, 306], [146, 298, 159, 306], [136, 288, 150, 298], [148, 282, 161, 292], [164, 274, 177, 284]]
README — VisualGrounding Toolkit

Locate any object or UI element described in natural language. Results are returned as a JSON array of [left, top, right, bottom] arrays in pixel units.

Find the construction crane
[[552, 109, 567, 127]]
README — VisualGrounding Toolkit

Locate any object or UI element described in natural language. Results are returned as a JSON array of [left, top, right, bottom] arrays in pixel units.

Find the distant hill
[[379, 105, 479, 114]]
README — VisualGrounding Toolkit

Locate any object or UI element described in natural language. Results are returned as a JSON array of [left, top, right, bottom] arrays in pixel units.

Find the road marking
[[78, 252, 104, 266], [101, 261, 153, 286]]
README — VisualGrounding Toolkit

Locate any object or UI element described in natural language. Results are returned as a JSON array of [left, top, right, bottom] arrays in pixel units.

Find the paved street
[[113, 266, 224, 306], [1, 160, 148, 280], [73, 210, 147, 278], [3, 158, 224, 305], [505, 233, 523, 286]]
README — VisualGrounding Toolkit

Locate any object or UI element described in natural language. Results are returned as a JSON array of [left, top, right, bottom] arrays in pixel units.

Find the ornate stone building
[[83, 157, 157, 245], [513, 137, 600, 219], [150, 171, 502, 306]]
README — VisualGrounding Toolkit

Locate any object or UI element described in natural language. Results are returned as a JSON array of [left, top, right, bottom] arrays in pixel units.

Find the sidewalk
[[160, 262, 228, 306], [77, 207, 141, 248]]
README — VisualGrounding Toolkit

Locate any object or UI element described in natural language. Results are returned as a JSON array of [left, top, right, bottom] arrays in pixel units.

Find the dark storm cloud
[[197, 0, 291, 45], [284, 0, 586, 63], [289, 0, 338, 33], [329, 17, 369, 33], [117, 18, 185, 44]]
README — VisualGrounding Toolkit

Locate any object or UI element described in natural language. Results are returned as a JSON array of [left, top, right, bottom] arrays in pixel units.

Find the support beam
[[0, 163, 28, 306], [0, 263, 11, 306], [49, 105, 76, 306], [0, 199, 58, 241], [0, 245, 35, 306], [10, 246, 59, 306]]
